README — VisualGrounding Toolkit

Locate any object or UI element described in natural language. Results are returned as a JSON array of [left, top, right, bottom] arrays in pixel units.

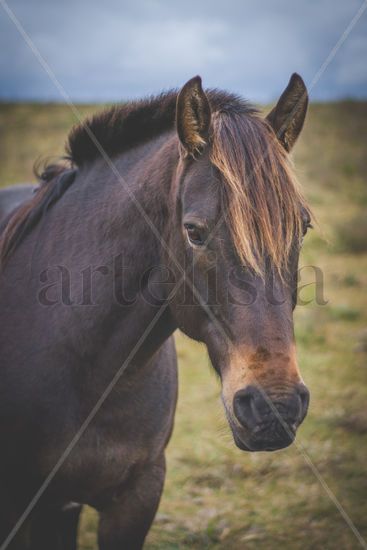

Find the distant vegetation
[[0, 101, 366, 549]]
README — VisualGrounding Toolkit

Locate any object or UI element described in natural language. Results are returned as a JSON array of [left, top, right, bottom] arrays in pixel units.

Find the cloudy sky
[[0, 0, 366, 103]]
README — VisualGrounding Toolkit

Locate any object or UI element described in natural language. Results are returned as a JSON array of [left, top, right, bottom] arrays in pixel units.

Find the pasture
[[0, 100, 366, 549]]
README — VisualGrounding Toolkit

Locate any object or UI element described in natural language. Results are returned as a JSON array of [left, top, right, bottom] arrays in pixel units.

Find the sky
[[0, 0, 366, 103]]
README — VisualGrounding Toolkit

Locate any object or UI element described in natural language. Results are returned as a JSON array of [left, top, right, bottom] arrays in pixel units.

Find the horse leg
[[97, 455, 166, 550], [57, 504, 83, 550], [29, 504, 82, 550]]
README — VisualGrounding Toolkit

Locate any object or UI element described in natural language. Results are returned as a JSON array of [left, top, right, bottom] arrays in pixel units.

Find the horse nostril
[[296, 383, 310, 424], [250, 396, 262, 424], [233, 387, 259, 430], [233, 386, 272, 430]]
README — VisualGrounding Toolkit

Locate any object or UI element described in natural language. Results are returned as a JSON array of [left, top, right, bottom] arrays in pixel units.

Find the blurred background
[[0, 1, 366, 548]]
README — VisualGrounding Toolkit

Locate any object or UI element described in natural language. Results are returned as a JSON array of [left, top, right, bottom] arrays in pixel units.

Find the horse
[[0, 73, 312, 549], [0, 184, 37, 224]]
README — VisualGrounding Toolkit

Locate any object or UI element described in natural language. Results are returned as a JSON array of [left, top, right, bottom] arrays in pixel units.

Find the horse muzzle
[[230, 383, 310, 452]]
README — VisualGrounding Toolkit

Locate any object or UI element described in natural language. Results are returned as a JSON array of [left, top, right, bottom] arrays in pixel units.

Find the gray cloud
[[0, 0, 366, 102]]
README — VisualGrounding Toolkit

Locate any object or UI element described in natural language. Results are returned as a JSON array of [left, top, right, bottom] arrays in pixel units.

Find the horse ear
[[266, 73, 308, 152], [176, 76, 211, 158]]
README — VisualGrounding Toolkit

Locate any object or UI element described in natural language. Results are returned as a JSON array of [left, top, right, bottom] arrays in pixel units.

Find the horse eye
[[184, 223, 205, 246], [303, 221, 313, 236], [301, 209, 313, 236]]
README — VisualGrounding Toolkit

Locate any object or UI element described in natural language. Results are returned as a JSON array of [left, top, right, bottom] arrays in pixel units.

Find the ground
[[0, 101, 366, 549]]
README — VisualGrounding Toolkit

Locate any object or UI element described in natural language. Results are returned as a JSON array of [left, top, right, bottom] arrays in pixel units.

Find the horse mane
[[0, 88, 310, 273], [66, 89, 255, 166]]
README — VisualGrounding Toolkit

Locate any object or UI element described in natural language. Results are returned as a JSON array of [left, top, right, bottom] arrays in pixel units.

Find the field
[[0, 101, 366, 549]]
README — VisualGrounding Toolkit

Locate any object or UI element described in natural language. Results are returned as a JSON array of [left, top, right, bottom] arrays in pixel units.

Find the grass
[[1, 101, 366, 549], [334, 212, 367, 254]]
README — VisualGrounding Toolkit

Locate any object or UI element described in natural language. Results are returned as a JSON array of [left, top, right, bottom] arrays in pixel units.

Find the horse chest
[[43, 354, 177, 503]]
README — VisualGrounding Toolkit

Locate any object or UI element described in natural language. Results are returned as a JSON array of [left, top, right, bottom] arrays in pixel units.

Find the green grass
[[1, 101, 366, 549]]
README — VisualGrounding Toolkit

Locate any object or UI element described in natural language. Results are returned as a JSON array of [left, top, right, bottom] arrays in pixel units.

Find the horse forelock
[[210, 110, 311, 277]]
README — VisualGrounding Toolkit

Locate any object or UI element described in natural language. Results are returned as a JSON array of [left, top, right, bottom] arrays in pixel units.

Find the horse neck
[[111, 130, 178, 289], [65, 132, 178, 367]]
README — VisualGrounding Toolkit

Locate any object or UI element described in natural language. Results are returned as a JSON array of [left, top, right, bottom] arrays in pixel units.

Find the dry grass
[[0, 100, 366, 549]]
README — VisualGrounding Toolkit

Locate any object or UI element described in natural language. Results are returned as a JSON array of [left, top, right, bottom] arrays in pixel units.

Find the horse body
[[0, 74, 312, 549], [0, 136, 178, 548]]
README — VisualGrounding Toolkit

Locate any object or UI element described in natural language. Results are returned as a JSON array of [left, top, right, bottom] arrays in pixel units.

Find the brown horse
[[0, 73, 311, 549]]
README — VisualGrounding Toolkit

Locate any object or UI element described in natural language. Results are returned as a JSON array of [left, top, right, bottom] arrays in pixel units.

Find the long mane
[[0, 89, 310, 272]]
